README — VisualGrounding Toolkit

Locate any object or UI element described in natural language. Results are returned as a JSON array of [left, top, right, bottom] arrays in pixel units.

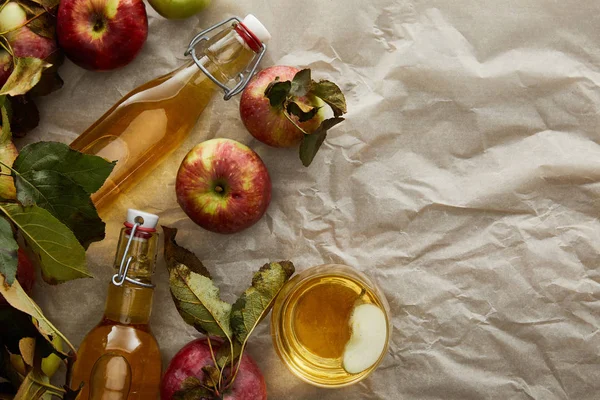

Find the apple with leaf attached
[[239, 66, 348, 166], [160, 227, 295, 399]]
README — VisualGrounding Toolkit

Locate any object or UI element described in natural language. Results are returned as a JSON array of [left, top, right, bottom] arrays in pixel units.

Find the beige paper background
[[24, 0, 600, 398]]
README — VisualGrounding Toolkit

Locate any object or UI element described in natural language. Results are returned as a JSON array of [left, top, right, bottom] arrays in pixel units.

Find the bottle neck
[[104, 226, 159, 325], [185, 26, 258, 92], [104, 282, 154, 325]]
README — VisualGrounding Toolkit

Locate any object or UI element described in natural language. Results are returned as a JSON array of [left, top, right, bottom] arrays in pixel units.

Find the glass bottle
[[70, 209, 162, 399], [70, 15, 270, 213]]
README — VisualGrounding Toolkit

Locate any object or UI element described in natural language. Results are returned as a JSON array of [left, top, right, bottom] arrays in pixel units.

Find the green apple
[[148, 0, 210, 19]]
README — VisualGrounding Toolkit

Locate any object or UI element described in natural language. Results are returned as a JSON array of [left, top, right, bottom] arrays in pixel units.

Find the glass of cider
[[271, 264, 391, 387]]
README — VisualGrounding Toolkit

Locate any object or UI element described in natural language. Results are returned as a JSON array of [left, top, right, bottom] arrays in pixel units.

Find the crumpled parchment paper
[[26, 0, 600, 398]]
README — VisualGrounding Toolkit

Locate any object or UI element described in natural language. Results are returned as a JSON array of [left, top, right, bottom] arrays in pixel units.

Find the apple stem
[[215, 186, 224, 193]]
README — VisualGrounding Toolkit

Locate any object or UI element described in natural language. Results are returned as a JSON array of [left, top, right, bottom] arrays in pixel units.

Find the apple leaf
[[310, 80, 347, 117], [0, 58, 51, 97], [0, 274, 75, 358], [169, 265, 233, 338], [0, 216, 18, 285], [265, 80, 291, 108], [287, 101, 320, 123], [163, 227, 232, 340], [13, 142, 116, 197], [11, 142, 115, 248], [290, 69, 311, 97], [11, 169, 104, 249], [0, 203, 91, 285], [230, 261, 295, 345], [299, 117, 345, 167]]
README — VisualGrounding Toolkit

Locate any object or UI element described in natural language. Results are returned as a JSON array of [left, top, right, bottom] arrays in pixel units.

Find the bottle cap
[[242, 14, 271, 44], [126, 209, 159, 230]]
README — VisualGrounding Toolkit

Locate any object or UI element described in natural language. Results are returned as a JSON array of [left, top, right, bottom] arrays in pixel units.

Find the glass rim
[[270, 263, 392, 388]]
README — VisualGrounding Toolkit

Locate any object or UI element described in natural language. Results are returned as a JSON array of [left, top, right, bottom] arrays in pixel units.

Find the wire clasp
[[184, 16, 267, 101], [112, 222, 154, 289]]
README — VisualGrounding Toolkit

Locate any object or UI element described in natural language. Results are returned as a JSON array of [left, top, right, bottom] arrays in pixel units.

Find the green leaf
[[163, 227, 232, 339], [0, 274, 75, 358], [265, 80, 291, 108], [13, 142, 115, 196], [11, 142, 115, 248], [290, 69, 311, 97], [0, 203, 91, 285], [299, 117, 345, 167], [0, 58, 51, 97], [286, 101, 320, 123], [230, 261, 295, 345], [310, 80, 348, 117], [0, 216, 18, 285], [168, 264, 233, 339], [12, 169, 105, 249]]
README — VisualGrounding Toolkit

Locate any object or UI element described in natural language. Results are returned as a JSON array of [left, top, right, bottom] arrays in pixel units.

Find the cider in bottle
[[70, 209, 162, 399], [70, 15, 271, 213]]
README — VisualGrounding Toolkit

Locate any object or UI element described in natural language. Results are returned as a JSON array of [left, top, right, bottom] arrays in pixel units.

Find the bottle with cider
[[70, 15, 271, 213], [70, 209, 162, 399]]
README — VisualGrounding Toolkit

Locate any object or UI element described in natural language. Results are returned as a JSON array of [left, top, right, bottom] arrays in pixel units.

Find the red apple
[[176, 138, 271, 234], [239, 65, 324, 148], [57, 0, 148, 71], [161, 338, 267, 400], [0, 249, 35, 305]]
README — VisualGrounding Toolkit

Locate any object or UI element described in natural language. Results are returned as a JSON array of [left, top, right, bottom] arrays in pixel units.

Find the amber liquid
[[272, 273, 389, 387], [70, 284, 161, 399], [70, 29, 255, 213]]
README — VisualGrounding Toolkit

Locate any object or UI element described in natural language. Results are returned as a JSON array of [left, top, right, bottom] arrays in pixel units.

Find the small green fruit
[[148, 0, 211, 19]]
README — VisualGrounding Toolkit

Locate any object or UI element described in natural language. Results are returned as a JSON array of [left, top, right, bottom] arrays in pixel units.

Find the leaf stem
[[206, 336, 218, 372], [223, 343, 246, 392]]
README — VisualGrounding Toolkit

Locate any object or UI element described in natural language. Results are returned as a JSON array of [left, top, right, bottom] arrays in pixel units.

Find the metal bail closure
[[184, 16, 267, 101], [112, 222, 155, 289]]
